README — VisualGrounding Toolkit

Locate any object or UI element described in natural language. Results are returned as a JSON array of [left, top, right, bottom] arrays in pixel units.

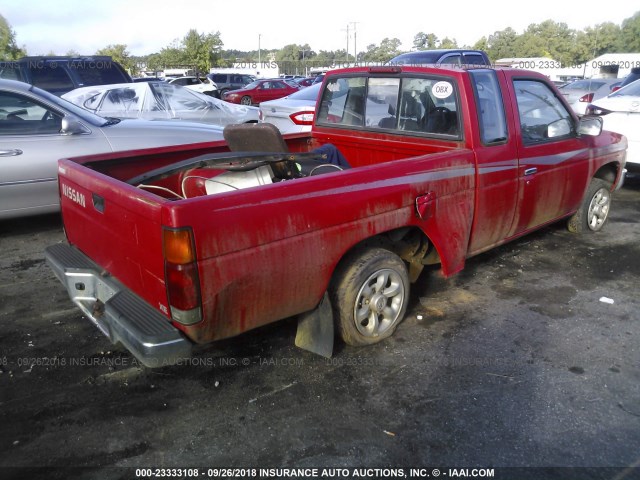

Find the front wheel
[[330, 247, 409, 346], [240, 95, 252, 105], [567, 178, 612, 233]]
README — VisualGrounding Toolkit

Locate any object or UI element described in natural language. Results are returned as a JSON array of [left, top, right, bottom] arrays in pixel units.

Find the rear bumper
[[45, 243, 192, 368]]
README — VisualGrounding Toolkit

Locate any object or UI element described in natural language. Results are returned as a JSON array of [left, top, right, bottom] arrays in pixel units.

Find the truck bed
[[57, 130, 473, 346]]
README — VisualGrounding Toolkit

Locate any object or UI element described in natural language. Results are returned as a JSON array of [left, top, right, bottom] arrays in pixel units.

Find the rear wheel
[[568, 178, 612, 233], [330, 247, 409, 346], [240, 96, 252, 105]]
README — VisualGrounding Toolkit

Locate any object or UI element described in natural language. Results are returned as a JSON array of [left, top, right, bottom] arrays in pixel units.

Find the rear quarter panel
[[167, 149, 476, 343]]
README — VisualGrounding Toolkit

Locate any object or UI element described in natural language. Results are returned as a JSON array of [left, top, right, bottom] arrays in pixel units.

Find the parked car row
[[0, 79, 226, 220]]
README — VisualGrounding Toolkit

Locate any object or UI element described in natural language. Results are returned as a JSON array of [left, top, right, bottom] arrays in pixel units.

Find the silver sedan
[[259, 83, 321, 133], [0, 79, 225, 220]]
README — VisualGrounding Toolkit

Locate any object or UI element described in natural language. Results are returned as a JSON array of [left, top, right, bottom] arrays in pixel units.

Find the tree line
[[1, 11, 639, 76]]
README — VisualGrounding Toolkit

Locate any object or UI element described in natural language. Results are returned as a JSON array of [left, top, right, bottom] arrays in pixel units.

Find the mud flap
[[295, 292, 334, 358]]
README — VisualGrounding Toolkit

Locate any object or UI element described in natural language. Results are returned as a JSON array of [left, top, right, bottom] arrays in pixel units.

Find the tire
[[567, 178, 612, 233], [240, 96, 252, 106], [330, 247, 410, 346]]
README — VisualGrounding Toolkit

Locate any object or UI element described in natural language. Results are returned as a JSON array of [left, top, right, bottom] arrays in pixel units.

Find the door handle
[[0, 149, 23, 157], [524, 167, 537, 176]]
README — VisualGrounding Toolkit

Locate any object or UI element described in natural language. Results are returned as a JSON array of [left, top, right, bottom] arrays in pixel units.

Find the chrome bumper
[[45, 243, 192, 368]]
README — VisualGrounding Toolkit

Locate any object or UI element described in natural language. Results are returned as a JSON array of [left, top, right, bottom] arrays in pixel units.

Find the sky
[[3, 1, 639, 58]]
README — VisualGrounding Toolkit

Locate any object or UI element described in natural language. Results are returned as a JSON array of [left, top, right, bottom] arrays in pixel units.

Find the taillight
[[289, 111, 315, 125], [163, 227, 202, 325], [258, 110, 264, 121], [585, 105, 611, 116], [611, 86, 621, 93], [579, 93, 594, 103]]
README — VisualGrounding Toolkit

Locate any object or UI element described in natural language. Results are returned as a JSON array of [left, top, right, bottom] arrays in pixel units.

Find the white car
[[63, 82, 259, 127], [259, 83, 321, 133], [166, 76, 218, 97], [560, 78, 620, 115], [586, 80, 640, 172], [0, 79, 225, 220]]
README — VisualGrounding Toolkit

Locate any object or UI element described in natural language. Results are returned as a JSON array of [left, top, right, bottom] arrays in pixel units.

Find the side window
[[317, 77, 366, 126], [514, 79, 574, 145], [440, 54, 461, 65], [470, 70, 508, 144], [0, 92, 63, 135]]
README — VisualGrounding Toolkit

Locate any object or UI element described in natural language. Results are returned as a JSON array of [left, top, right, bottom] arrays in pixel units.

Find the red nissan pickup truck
[[45, 66, 627, 367]]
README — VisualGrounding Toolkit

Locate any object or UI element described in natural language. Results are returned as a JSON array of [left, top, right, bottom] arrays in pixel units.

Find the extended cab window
[[514, 79, 574, 145], [470, 70, 508, 144], [317, 75, 460, 137]]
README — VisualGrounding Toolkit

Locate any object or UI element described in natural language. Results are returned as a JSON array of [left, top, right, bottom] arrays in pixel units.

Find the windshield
[[33, 84, 112, 126], [611, 79, 640, 97], [243, 81, 261, 90]]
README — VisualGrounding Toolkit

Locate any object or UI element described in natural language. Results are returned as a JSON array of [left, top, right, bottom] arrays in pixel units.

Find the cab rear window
[[316, 75, 460, 138]]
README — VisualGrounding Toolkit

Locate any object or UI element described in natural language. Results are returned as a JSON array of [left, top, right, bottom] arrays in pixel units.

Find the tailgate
[[57, 159, 169, 317]]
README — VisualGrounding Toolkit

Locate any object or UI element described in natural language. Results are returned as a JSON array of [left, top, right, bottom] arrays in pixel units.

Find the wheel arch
[[331, 226, 443, 285], [593, 162, 621, 188]]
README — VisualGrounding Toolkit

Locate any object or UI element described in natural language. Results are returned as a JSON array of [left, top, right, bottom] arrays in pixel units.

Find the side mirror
[[60, 117, 91, 135], [577, 116, 603, 136]]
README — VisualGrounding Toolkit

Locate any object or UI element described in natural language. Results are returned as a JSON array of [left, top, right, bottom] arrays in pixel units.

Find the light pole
[[350, 22, 359, 65], [258, 34, 262, 67], [300, 49, 311, 76]]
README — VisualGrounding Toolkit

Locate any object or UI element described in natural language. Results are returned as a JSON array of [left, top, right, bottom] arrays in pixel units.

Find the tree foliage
[[146, 29, 223, 74], [619, 11, 640, 52], [413, 32, 457, 50], [96, 44, 136, 74], [27, 10, 637, 74], [0, 14, 25, 59], [363, 38, 402, 62]]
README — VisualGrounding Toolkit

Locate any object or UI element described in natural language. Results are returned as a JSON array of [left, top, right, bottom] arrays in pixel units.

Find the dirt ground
[[1, 179, 639, 480]]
